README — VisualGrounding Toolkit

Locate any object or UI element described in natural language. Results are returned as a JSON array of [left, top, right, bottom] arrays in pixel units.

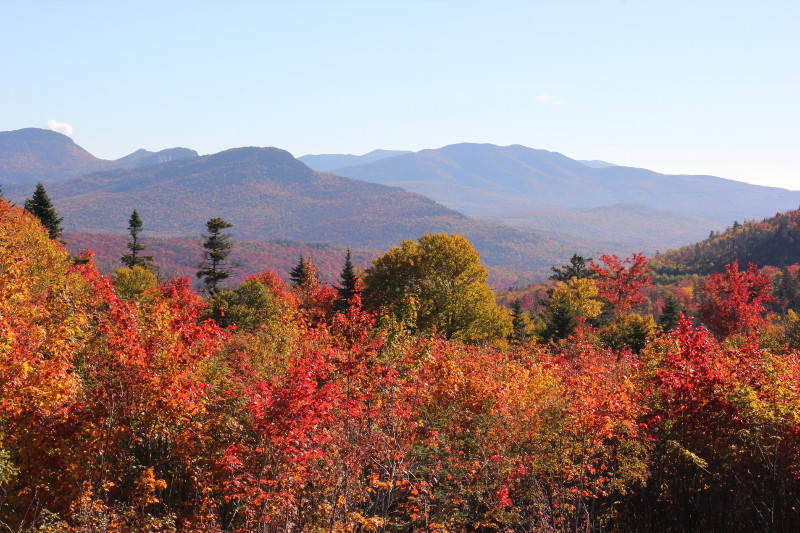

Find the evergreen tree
[[334, 249, 359, 312], [196, 218, 234, 295], [24, 182, 63, 240], [658, 294, 683, 332], [289, 255, 318, 289], [509, 299, 529, 344], [120, 210, 154, 269], [550, 254, 594, 282]]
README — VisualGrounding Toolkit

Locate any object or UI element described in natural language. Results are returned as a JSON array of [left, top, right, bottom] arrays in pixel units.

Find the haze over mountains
[[322, 143, 800, 223], [3, 127, 800, 283]]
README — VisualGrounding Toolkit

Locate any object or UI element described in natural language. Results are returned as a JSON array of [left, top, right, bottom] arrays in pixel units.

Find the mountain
[[0, 128, 117, 183], [6, 146, 607, 278], [299, 149, 411, 172], [0, 128, 200, 184], [116, 147, 198, 168], [579, 159, 616, 169], [486, 204, 723, 255], [330, 143, 800, 222], [652, 209, 800, 277]]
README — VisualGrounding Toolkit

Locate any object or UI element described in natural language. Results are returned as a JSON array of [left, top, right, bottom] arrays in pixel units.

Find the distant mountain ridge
[[0, 128, 198, 183], [299, 149, 411, 172], [330, 143, 800, 223]]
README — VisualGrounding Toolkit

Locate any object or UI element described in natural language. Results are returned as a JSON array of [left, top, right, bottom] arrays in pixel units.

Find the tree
[[550, 254, 594, 282], [541, 277, 603, 341], [509, 299, 530, 344], [120, 210, 154, 269], [590, 253, 652, 316], [334, 249, 359, 312], [698, 260, 773, 339], [362, 233, 510, 341], [658, 294, 682, 332], [24, 182, 63, 240], [196, 217, 234, 295], [289, 255, 318, 290]]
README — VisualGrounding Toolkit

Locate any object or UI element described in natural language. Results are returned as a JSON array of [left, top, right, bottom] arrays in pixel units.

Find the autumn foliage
[[3, 199, 800, 531]]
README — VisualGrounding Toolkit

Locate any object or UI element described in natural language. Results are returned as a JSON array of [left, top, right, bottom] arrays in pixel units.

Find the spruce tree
[[289, 255, 317, 289], [658, 294, 682, 332], [196, 217, 234, 295], [334, 249, 359, 312], [24, 182, 63, 240], [510, 299, 528, 344], [120, 210, 154, 269]]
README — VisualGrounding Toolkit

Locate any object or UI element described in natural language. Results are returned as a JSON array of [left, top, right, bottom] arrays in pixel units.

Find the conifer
[[197, 217, 234, 295], [120, 210, 154, 269], [24, 182, 63, 240]]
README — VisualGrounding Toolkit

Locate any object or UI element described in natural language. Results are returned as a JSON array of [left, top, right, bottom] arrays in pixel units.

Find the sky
[[2, 1, 799, 189]]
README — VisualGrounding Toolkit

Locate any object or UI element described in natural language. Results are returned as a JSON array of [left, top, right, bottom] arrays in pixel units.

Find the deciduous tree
[[362, 233, 510, 341]]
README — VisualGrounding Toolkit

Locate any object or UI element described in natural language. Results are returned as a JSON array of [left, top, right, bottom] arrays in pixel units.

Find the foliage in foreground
[[2, 199, 800, 532]]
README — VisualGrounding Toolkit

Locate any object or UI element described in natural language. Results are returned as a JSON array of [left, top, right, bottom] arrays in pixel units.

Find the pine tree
[[509, 299, 528, 344], [550, 254, 594, 282], [196, 217, 234, 295], [24, 182, 63, 240], [120, 210, 154, 269], [289, 255, 317, 289], [658, 294, 682, 332], [334, 249, 359, 312]]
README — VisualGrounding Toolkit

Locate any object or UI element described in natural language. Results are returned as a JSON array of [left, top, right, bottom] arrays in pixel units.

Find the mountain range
[[321, 143, 800, 223], [3, 127, 800, 284], [0, 128, 197, 183]]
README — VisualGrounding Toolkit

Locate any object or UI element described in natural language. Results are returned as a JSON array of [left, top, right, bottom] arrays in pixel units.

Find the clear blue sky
[[2, 1, 798, 189]]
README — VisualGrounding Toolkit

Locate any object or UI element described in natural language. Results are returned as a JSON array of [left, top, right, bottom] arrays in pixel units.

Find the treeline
[[3, 196, 800, 531]]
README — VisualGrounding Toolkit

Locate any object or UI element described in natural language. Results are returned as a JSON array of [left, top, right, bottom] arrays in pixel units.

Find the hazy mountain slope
[[487, 204, 723, 254], [10, 146, 607, 277], [116, 147, 198, 168], [0, 128, 117, 183], [332, 143, 800, 222], [299, 149, 412, 172], [0, 128, 200, 184]]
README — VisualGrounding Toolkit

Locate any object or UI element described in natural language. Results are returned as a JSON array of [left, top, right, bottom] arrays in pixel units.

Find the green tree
[[362, 233, 510, 341], [112, 265, 158, 300], [207, 278, 284, 331], [289, 255, 318, 290], [24, 182, 63, 240], [658, 294, 683, 332], [196, 217, 234, 295], [550, 254, 594, 282], [509, 299, 530, 344], [541, 277, 603, 341], [334, 249, 359, 312], [120, 210, 154, 269]]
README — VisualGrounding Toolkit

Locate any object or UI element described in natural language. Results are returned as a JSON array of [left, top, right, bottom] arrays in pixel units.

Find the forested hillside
[[653, 208, 800, 276], [4, 197, 800, 531]]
